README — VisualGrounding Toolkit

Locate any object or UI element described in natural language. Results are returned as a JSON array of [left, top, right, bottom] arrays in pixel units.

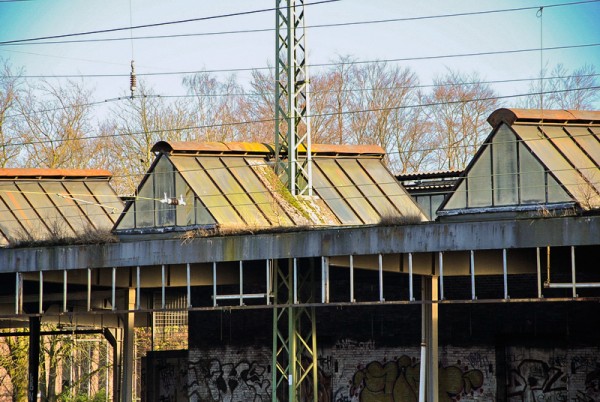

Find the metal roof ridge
[[487, 108, 600, 128], [0, 168, 113, 179], [151, 140, 386, 156], [151, 140, 273, 155]]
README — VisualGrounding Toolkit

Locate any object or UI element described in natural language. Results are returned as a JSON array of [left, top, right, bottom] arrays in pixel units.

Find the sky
[[0, 0, 599, 118]]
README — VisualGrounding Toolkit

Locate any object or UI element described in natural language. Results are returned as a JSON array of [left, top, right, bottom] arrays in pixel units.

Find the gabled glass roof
[[114, 141, 427, 233], [0, 169, 123, 246]]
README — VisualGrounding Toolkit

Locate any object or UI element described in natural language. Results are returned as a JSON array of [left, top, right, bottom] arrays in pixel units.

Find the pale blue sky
[[0, 0, 598, 108]]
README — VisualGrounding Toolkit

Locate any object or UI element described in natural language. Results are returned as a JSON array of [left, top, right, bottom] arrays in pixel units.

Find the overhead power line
[[2, 85, 597, 148], [0, 0, 339, 46], [1, 0, 598, 47], [10, 42, 600, 79], [5, 73, 600, 120]]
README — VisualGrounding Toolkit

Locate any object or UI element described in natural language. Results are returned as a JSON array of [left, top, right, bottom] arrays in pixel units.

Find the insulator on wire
[[130, 60, 137, 98]]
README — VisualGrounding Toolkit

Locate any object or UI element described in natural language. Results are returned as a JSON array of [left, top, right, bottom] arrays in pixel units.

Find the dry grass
[[179, 223, 312, 242], [9, 223, 118, 248], [378, 212, 423, 226]]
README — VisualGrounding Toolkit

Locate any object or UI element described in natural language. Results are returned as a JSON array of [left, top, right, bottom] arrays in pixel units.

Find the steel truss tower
[[275, 0, 313, 196], [272, 259, 318, 402]]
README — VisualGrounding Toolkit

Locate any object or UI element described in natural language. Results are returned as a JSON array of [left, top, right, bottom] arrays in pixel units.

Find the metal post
[[409, 252, 414, 301], [240, 261, 244, 306], [111, 267, 116, 311], [378, 254, 384, 302], [536, 247, 542, 298], [213, 262, 217, 307], [15, 272, 21, 315], [503, 249, 509, 300], [87, 268, 92, 311], [64, 269, 68, 313], [350, 254, 355, 302], [571, 246, 577, 298], [27, 317, 41, 402], [470, 251, 476, 300], [439, 252, 444, 300], [187, 263, 192, 308], [293, 258, 298, 304], [39, 271, 44, 314], [136, 266, 141, 310], [161, 264, 166, 309], [266, 260, 271, 305], [321, 256, 329, 303]]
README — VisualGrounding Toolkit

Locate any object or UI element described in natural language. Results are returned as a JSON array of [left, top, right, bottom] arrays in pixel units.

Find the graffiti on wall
[[187, 358, 271, 402], [347, 355, 484, 402], [507, 355, 600, 402]]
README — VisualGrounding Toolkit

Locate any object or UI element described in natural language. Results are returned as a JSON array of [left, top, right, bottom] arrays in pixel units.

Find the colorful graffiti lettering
[[349, 355, 484, 402]]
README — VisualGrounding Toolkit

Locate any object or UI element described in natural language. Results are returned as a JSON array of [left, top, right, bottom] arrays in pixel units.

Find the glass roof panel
[[18, 182, 76, 237], [222, 157, 293, 226], [83, 181, 123, 223], [39, 182, 94, 233], [0, 184, 28, 241], [516, 125, 591, 204], [543, 126, 600, 194], [569, 127, 600, 167], [61, 182, 115, 230], [311, 161, 361, 225], [0, 183, 50, 237], [337, 159, 399, 218], [357, 158, 424, 218], [171, 156, 244, 225], [316, 159, 377, 224], [198, 157, 270, 227]]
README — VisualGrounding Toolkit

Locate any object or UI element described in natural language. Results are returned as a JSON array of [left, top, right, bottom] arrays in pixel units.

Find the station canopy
[[439, 108, 600, 219], [114, 141, 426, 235], [0, 168, 123, 246]]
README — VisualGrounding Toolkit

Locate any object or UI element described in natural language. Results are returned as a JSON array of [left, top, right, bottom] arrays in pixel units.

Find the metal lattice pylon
[[274, 0, 313, 196], [272, 259, 318, 402]]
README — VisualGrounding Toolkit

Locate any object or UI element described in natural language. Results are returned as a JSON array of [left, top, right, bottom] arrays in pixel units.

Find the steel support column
[[421, 276, 439, 401], [275, 0, 312, 196], [27, 316, 41, 402], [121, 289, 135, 402], [273, 258, 318, 402]]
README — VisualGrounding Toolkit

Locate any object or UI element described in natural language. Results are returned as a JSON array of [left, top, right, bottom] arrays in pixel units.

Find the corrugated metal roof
[[115, 141, 426, 234], [0, 169, 123, 246]]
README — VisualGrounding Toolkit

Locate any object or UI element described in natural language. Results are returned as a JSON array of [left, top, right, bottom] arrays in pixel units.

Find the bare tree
[[104, 82, 196, 194], [521, 63, 600, 110], [425, 70, 499, 170], [14, 79, 104, 169], [183, 72, 246, 142], [0, 60, 22, 167]]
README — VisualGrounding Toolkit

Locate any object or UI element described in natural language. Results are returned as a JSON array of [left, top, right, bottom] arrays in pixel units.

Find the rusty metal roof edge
[[151, 141, 385, 157], [151, 140, 273, 155], [0, 168, 113, 179], [487, 108, 600, 128]]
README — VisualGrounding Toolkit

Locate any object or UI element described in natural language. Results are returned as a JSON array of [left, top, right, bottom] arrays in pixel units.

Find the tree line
[[0, 57, 598, 194]]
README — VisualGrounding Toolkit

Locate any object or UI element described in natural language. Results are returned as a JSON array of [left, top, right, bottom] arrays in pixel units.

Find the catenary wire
[[10, 42, 600, 79], [1, 0, 598, 47], [1, 85, 598, 148], [0, 0, 340, 46], [5, 72, 599, 120]]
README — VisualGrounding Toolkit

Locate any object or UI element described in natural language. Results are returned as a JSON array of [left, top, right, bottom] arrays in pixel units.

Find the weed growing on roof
[[9, 223, 118, 248], [378, 212, 423, 226]]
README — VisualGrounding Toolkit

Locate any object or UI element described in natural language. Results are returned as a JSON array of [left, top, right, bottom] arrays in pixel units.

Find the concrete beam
[[0, 216, 598, 272]]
